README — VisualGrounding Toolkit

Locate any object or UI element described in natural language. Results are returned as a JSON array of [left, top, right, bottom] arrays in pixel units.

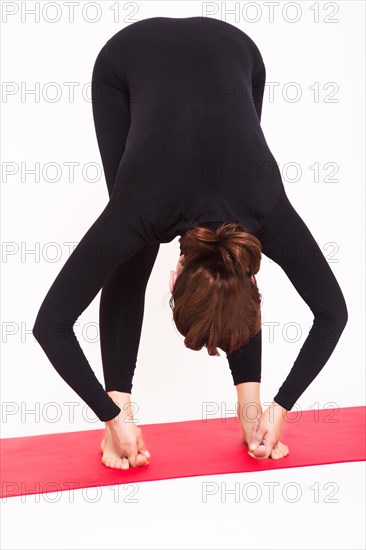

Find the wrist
[[236, 384, 262, 420], [271, 400, 287, 409], [107, 390, 132, 410], [106, 391, 134, 423], [107, 390, 131, 401], [236, 381, 261, 399], [105, 413, 120, 426]]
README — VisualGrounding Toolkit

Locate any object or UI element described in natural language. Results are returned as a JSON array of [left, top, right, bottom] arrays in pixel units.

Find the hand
[[247, 401, 287, 459], [105, 393, 151, 468], [106, 417, 150, 468]]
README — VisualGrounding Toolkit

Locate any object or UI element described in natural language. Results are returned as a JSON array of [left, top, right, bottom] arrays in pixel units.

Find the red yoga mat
[[1, 406, 365, 498]]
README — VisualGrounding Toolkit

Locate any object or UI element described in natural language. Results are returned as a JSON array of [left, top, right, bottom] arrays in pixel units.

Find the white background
[[1, 1, 365, 549]]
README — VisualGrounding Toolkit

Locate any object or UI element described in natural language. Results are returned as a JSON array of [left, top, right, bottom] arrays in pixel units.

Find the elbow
[[315, 292, 348, 343], [332, 292, 348, 334]]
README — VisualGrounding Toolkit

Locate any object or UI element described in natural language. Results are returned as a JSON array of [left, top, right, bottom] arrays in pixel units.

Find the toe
[[115, 459, 123, 469], [274, 442, 289, 458], [271, 441, 289, 459]]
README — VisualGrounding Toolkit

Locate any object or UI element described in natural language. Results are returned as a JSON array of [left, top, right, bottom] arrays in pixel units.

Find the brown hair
[[169, 222, 263, 356]]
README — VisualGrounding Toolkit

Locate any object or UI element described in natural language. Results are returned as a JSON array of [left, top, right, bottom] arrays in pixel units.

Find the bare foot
[[236, 401, 289, 460], [100, 423, 149, 469], [245, 433, 289, 460], [100, 391, 151, 470]]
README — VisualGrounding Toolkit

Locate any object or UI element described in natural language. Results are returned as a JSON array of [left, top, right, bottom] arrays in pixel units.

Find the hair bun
[[172, 222, 263, 357], [179, 222, 262, 275]]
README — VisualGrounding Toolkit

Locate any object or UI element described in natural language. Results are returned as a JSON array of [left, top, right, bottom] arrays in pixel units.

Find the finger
[[127, 452, 138, 468], [137, 433, 151, 458], [248, 418, 259, 443], [249, 424, 265, 451], [248, 436, 273, 459], [262, 437, 275, 459], [139, 446, 151, 458], [133, 438, 149, 466], [251, 418, 260, 437]]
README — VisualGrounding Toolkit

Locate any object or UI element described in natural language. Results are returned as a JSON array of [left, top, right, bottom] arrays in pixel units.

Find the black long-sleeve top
[[33, 16, 348, 421]]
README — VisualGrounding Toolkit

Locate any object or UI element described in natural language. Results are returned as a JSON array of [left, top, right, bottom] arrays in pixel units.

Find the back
[[94, 16, 284, 241]]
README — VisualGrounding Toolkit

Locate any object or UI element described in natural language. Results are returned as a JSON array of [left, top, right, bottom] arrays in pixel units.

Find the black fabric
[[227, 187, 348, 410], [32, 17, 348, 421]]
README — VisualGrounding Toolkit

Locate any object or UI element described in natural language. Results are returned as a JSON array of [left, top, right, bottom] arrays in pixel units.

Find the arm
[[226, 328, 262, 386], [32, 187, 156, 422], [255, 188, 348, 411]]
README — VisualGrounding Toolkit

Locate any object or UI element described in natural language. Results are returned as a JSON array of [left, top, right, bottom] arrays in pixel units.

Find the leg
[[100, 242, 160, 393], [91, 42, 160, 394]]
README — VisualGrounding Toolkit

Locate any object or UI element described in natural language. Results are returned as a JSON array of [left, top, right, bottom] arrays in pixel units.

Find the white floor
[[2, 461, 365, 549]]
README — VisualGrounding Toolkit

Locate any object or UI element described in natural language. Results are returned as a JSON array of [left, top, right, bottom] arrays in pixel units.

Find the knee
[[32, 303, 51, 345], [32, 302, 74, 347]]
